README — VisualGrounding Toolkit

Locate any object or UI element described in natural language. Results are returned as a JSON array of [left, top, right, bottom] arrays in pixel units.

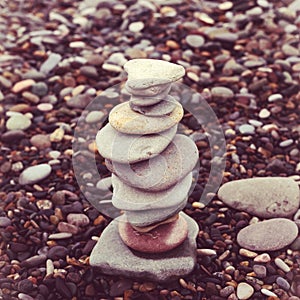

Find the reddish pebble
[[118, 215, 188, 253]]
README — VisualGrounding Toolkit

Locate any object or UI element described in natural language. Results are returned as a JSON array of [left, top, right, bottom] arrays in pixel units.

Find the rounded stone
[[236, 282, 254, 300], [112, 172, 193, 210], [106, 134, 198, 191], [129, 96, 179, 117], [186, 34, 205, 48], [19, 164, 52, 185], [30, 134, 51, 149], [96, 123, 177, 163], [125, 81, 171, 97], [237, 218, 298, 251], [85, 111, 105, 123], [211, 86, 234, 98], [0, 216, 12, 227], [239, 124, 255, 135], [67, 213, 90, 227], [6, 115, 31, 131], [124, 59, 185, 86], [118, 213, 188, 253], [129, 89, 170, 106], [217, 177, 300, 218], [128, 21, 144, 33], [109, 101, 184, 135]]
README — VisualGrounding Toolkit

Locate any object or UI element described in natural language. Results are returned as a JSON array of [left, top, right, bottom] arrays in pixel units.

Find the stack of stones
[[90, 59, 199, 281]]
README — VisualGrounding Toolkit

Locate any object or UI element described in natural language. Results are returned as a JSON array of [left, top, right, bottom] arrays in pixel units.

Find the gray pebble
[[40, 53, 62, 74], [19, 164, 52, 185], [31, 82, 48, 96], [186, 34, 205, 48], [239, 124, 255, 135], [6, 115, 31, 131], [253, 265, 267, 278], [0, 216, 11, 227], [276, 277, 291, 291]]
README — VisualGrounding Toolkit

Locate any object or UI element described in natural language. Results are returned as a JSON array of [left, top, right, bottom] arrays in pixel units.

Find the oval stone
[[96, 123, 177, 164], [112, 172, 193, 210], [218, 177, 300, 218], [6, 115, 31, 131], [19, 164, 52, 185], [106, 134, 198, 191], [129, 96, 179, 117], [129, 89, 170, 107], [109, 101, 183, 135], [237, 218, 298, 251], [118, 213, 188, 253]]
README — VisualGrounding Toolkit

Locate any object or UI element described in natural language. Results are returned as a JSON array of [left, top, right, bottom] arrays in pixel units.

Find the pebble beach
[[0, 0, 300, 299]]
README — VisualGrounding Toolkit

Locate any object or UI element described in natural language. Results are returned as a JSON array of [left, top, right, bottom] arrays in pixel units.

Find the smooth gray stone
[[124, 59, 185, 86], [129, 96, 179, 117], [125, 80, 171, 97], [109, 101, 183, 135], [237, 218, 298, 251], [106, 134, 198, 191], [96, 124, 177, 164], [112, 172, 192, 211], [125, 198, 187, 227], [218, 177, 300, 218], [19, 164, 52, 185], [130, 88, 171, 107], [89, 212, 198, 282]]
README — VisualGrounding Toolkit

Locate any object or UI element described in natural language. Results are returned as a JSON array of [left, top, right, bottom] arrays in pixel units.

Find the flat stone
[[125, 81, 171, 97], [124, 59, 185, 87], [106, 134, 198, 191], [48, 232, 72, 240], [96, 123, 177, 163], [90, 212, 198, 282], [40, 53, 62, 74], [237, 218, 298, 251], [118, 213, 188, 253], [129, 96, 179, 116], [19, 164, 52, 185], [1, 130, 25, 143], [112, 172, 192, 210], [129, 88, 170, 106], [66, 94, 92, 109], [30, 134, 51, 149], [0, 217, 11, 227], [6, 115, 31, 131], [239, 124, 255, 135], [58, 222, 79, 234], [253, 265, 267, 278], [11, 79, 35, 93], [237, 282, 254, 300], [109, 101, 183, 135], [67, 213, 90, 227], [85, 111, 105, 123], [218, 177, 300, 218], [47, 246, 68, 260], [211, 86, 234, 98], [125, 198, 187, 227], [186, 34, 205, 48]]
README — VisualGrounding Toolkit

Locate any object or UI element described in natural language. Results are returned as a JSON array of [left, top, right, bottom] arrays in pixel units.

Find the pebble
[[80, 66, 98, 79], [48, 232, 72, 240], [258, 108, 271, 119], [186, 34, 205, 48], [6, 114, 31, 131], [40, 53, 62, 74], [0, 216, 12, 227], [237, 218, 298, 251], [21, 254, 47, 268], [211, 86, 234, 99], [253, 265, 267, 278], [11, 79, 35, 93], [239, 248, 257, 258], [1, 130, 26, 143], [47, 246, 68, 260], [282, 44, 299, 56], [85, 111, 105, 123], [236, 282, 254, 299], [274, 257, 291, 273], [67, 213, 90, 227], [261, 288, 278, 297], [31, 82, 48, 96], [109, 101, 183, 135], [96, 123, 177, 163], [58, 221, 79, 234], [239, 124, 255, 135], [22, 91, 40, 103], [19, 164, 52, 185], [254, 253, 271, 263], [268, 93, 283, 102], [279, 139, 293, 147], [276, 276, 290, 291], [18, 294, 34, 300], [37, 103, 53, 112], [30, 134, 51, 149], [220, 286, 235, 297], [218, 177, 300, 218], [118, 213, 188, 253], [128, 21, 144, 32]]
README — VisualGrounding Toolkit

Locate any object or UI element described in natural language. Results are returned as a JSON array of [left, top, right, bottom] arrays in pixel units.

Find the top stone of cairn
[[124, 59, 185, 89]]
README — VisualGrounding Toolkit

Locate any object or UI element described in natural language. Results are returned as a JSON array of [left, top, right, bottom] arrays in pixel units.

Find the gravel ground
[[0, 0, 300, 299]]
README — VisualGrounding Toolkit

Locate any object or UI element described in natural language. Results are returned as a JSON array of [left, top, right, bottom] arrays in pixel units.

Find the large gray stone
[[109, 101, 183, 135], [96, 124, 177, 164], [125, 199, 187, 227], [237, 218, 298, 251], [112, 172, 192, 210], [218, 177, 300, 218], [106, 134, 198, 191], [129, 96, 179, 117], [89, 212, 198, 282]]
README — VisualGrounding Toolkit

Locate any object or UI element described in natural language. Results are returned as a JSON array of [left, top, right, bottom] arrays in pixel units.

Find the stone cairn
[[90, 59, 199, 281]]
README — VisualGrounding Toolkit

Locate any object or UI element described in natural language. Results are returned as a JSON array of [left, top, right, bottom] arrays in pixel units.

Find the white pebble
[[268, 93, 283, 102], [197, 249, 217, 256], [46, 259, 54, 276], [261, 288, 278, 297], [237, 282, 254, 299], [129, 21, 144, 32], [254, 253, 271, 263], [279, 139, 293, 147], [275, 257, 291, 272], [258, 108, 271, 119]]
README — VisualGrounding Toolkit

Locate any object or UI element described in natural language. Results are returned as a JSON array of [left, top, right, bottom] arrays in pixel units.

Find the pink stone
[[118, 214, 188, 253], [11, 79, 35, 93], [57, 222, 78, 234]]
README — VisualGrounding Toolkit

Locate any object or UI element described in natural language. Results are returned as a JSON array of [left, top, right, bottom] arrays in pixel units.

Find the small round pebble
[[19, 164, 52, 185], [258, 108, 271, 119], [129, 21, 144, 32], [6, 115, 31, 131], [239, 124, 255, 135], [186, 34, 205, 48], [237, 282, 254, 299]]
